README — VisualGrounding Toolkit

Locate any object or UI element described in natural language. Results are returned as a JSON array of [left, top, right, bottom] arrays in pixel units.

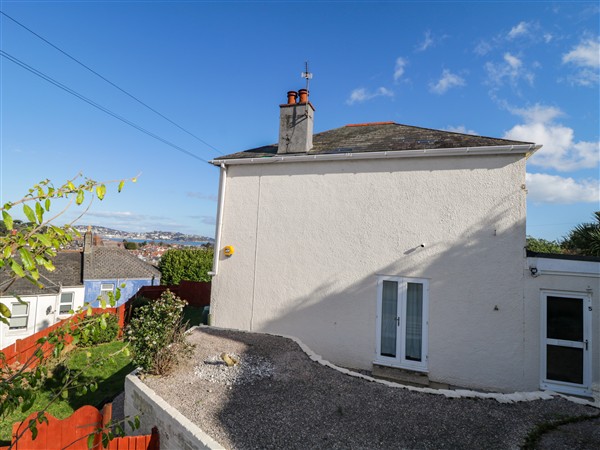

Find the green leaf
[[35, 201, 44, 223], [67, 181, 76, 191], [19, 247, 36, 271], [61, 389, 69, 399], [29, 421, 38, 440], [118, 180, 125, 192], [102, 432, 109, 448], [100, 298, 106, 309], [23, 204, 37, 223], [2, 210, 13, 230], [44, 198, 51, 212], [87, 433, 95, 449], [76, 190, 84, 205], [90, 382, 98, 392], [3, 245, 12, 259], [87, 304, 93, 316], [96, 184, 106, 200], [134, 416, 140, 429], [100, 316, 107, 329], [0, 303, 11, 318], [35, 233, 52, 247], [10, 259, 25, 278]]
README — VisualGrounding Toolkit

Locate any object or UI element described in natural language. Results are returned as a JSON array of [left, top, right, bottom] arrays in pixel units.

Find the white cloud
[[526, 173, 600, 204], [444, 125, 477, 135], [187, 192, 217, 201], [429, 69, 465, 94], [563, 38, 600, 68], [394, 57, 408, 81], [543, 33, 553, 43], [485, 52, 535, 87], [504, 104, 600, 171], [416, 31, 434, 51], [508, 21, 530, 39], [474, 40, 492, 56], [562, 38, 600, 86], [346, 87, 394, 105]]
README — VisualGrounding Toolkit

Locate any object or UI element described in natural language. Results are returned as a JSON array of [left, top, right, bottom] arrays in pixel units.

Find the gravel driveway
[[140, 327, 598, 449]]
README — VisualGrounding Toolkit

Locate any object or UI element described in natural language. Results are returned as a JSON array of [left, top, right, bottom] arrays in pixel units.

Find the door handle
[[395, 317, 400, 326], [585, 339, 588, 350]]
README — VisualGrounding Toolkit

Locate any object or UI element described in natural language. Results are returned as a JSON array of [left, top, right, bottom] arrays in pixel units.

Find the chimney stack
[[278, 89, 315, 154], [84, 226, 93, 254]]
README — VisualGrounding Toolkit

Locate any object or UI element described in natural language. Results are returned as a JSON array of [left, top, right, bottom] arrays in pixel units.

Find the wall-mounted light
[[223, 245, 235, 257], [529, 266, 538, 277]]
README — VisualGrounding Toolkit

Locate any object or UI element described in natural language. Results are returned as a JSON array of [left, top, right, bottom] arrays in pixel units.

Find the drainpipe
[[208, 162, 227, 276]]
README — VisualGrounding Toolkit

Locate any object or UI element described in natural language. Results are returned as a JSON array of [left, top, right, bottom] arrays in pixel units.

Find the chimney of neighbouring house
[[84, 226, 93, 254], [278, 88, 314, 154]]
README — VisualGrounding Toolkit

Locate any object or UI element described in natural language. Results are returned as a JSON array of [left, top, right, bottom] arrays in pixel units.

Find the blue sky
[[1, 1, 598, 240]]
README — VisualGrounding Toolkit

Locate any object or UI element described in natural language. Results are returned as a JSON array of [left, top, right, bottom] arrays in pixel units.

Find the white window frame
[[9, 302, 29, 330], [375, 276, 429, 372], [58, 292, 74, 315], [540, 290, 592, 396], [100, 283, 115, 303]]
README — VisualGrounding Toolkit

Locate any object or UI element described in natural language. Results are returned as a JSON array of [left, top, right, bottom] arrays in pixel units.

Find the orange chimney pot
[[287, 91, 298, 105]]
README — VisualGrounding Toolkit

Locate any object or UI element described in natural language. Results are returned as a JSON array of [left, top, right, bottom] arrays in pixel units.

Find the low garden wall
[[124, 372, 224, 450]]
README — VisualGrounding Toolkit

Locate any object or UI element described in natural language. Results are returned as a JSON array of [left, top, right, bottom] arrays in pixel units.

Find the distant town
[[72, 225, 214, 265], [74, 225, 214, 244]]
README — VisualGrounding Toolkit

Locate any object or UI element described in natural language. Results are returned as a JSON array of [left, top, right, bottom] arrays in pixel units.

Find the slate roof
[[0, 251, 83, 296], [83, 247, 161, 280], [213, 122, 533, 161]]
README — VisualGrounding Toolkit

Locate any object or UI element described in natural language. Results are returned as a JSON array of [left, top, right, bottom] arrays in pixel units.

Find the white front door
[[375, 276, 429, 372], [541, 291, 592, 396]]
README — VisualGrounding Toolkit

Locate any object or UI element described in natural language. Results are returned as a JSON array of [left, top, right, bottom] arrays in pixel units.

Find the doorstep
[[372, 364, 449, 389]]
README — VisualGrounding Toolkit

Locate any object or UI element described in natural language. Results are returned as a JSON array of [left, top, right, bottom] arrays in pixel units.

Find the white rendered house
[[208, 89, 599, 400]]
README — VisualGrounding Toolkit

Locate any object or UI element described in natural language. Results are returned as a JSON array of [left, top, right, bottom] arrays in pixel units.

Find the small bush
[[76, 313, 120, 347], [125, 290, 190, 374]]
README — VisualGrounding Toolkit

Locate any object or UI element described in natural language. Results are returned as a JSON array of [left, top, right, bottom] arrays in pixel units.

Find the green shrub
[[76, 313, 120, 347], [125, 290, 189, 374], [158, 248, 213, 284]]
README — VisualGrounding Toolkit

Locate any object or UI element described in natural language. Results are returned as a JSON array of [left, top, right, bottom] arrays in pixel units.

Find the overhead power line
[[0, 10, 222, 155], [0, 50, 209, 163]]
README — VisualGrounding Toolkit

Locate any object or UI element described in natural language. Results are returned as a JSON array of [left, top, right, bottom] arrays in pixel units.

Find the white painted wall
[[524, 257, 599, 401], [0, 286, 85, 350], [211, 153, 534, 392]]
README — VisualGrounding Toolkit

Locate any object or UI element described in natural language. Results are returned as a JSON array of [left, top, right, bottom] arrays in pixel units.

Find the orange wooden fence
[[0, 404, 159, 450], [1, 304, 126, 369]]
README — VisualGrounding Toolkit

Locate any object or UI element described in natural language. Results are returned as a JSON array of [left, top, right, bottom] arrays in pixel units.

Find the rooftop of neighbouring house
[[0, 251, 83, 296], [212, 122, 534, 161], [82, 246, 161, 280]]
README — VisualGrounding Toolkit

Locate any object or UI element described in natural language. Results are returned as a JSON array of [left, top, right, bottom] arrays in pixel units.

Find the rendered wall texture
[[523, 267, 599, 398], [211, 154, 530, 392]]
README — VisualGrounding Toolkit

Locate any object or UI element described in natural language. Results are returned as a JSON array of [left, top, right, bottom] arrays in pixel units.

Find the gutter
[[208, 163, 227, 277], [209, 144, 542, 166]]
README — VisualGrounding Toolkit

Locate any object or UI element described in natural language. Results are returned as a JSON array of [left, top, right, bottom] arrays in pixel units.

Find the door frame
[[375, 276, 429, 372], [540, 290, 592, 396]]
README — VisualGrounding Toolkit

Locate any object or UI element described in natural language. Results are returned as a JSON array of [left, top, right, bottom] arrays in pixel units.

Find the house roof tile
[[213, 122, 533, 161], [0, 251, 83, 297], [83, 247, 161, 280]]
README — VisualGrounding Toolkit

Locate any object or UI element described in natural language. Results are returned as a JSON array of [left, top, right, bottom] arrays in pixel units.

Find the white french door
[[375, 276, 428, 372], [541, 291, 592, 396]]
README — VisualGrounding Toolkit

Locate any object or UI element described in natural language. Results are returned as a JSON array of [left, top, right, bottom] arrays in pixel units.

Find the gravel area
[[140, 327, 599, 449]]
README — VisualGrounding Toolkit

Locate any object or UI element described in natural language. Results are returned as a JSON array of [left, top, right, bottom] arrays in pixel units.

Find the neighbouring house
[[208, 88, 599, 401], [0, 230, 160, 350], [0, 251, 85, 350], [82, 230, 161, 307]]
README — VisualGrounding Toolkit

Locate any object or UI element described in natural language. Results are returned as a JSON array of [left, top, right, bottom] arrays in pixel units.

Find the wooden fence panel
[[1, 304, 126, 370], [4, 406, 158, 450]]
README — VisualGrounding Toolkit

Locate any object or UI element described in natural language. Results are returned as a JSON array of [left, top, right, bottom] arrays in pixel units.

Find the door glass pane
[[547, 345, 583, 384], [380, 281, 398, 357], [405, 283, 423, 361], [547, 296, 583, 342]]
